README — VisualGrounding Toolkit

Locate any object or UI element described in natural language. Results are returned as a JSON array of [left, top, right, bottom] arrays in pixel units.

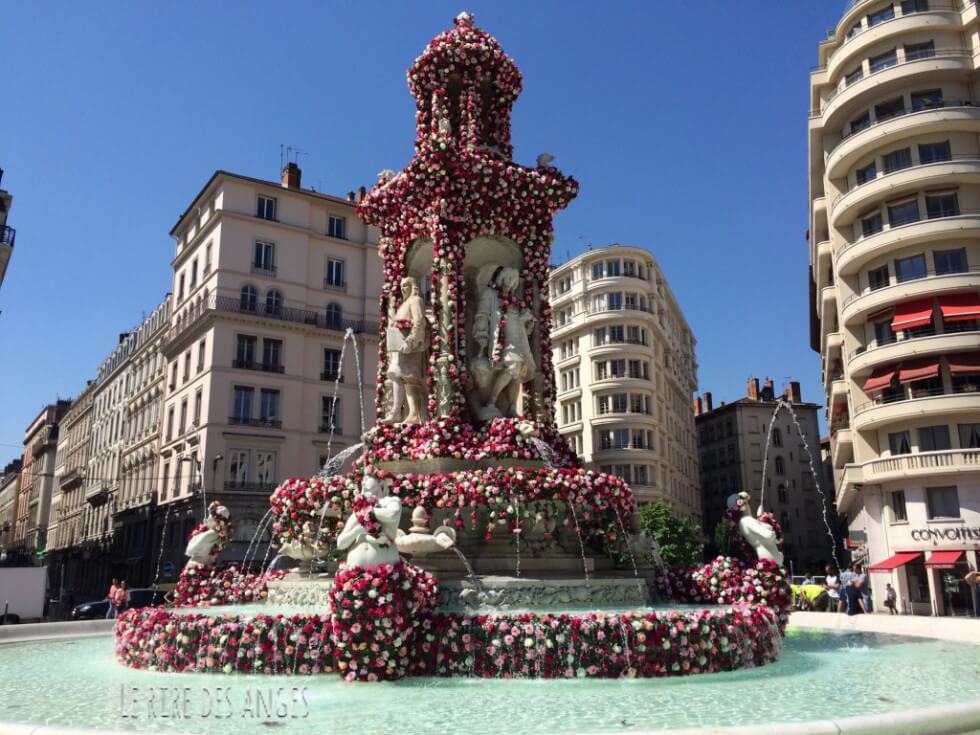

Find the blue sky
[[0, 1, 842, 455]]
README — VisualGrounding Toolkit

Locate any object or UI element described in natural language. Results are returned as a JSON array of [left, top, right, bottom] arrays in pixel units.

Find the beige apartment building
[[549, 244, 701, 520], [155, 163, 380, 578], [809, 0, 980, 614], [0, 459, 22, 558], [0, 167, 14, 289]]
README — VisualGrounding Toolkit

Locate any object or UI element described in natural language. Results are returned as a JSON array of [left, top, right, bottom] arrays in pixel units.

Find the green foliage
[[638, 501, 704, 567], [713, 517, 734, 557]]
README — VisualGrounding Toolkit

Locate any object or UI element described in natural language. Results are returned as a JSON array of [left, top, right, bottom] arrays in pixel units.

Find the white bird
[[727, 494, 784, 567], [184, 505, 230, 564], [536, 153, 555, 168]]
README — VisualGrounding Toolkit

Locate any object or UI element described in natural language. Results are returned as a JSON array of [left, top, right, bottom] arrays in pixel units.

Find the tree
[[713, 517, 734, 558], [638, 501, 703, 567]]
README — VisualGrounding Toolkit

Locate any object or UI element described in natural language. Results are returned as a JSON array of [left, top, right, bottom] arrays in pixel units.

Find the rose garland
[[172, 562, 286, 608]]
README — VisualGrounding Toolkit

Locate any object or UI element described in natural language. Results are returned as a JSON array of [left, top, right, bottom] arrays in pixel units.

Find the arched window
[[265, 289, 283, 316], [325, 302, 342, 329], [240, 285, 257, 313]]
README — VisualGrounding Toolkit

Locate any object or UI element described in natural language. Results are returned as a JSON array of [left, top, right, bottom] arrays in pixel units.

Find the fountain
[[3, 12, 980, 735]]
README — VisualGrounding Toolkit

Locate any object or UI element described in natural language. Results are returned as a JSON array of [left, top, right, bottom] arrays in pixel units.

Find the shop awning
[[869, 551, 921, 573], [925, 550, 963, 569], [948, 353, 980, 376], [892, 299, 934, 331], [863, 366, 897, 392], [898, 358, 940, 384], [939, 293, 980, 323]]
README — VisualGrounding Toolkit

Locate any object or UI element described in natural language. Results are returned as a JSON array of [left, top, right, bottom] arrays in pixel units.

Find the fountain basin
[[3, 618, 980, 734]]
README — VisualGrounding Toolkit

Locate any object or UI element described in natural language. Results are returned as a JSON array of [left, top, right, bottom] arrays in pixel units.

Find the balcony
[[251, 262, 277, 275], [841, 267, 980, 325], [318, 424, 342, 434], [232, 359, 284, 374], [228, 416, 282, 430], [0, 225, 14, 248], [852, 385, 980, 431], [323, 278, 347, 290], [844, 448, 980, 488], [320, 371, 343, 382], [162, 293, 376, 349], [849, 328, 980, 375]]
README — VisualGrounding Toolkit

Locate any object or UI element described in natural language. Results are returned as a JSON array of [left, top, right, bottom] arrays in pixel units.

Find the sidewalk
[[790, 610, 979, 644]]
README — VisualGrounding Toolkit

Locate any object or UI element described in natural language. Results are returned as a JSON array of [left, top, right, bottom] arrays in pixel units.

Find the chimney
[[347, 191, 356, 203], [693, 397, 702, 417], [762, 377, 775, 401], [281, 162, 301, 189], [747, 378, 760, 401], [704, 392, 713, 412], [357, 186, 367, 202], [788, 381, 802, 404]]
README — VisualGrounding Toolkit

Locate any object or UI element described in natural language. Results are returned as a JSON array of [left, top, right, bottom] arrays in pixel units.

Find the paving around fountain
[[2, 12, 979, 735]]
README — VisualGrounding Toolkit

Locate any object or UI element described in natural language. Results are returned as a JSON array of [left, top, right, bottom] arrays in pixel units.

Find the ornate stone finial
[[536, 153, 555, 168], [410, 506, 430, 533], [454, 11, 474, 27]]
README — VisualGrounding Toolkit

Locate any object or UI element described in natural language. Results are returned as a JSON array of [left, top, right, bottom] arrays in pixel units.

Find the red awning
[[892, 299, 934, 331], [867, 307, 894, 323], [863, 366, 897, 392], [898, 358, 940, 384], [939, 293, 980, 323], [869, 551, 921, 573], [925, 550, 963, 569], [948, 353, 980, 376]]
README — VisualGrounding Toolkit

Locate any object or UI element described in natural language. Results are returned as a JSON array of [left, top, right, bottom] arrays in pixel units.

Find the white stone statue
[[469, 265, 536, 421], [395, 506, 457, 557], [184, 503, 230, 565], [726, 493, 784, 567], [336, 474, 402, 569], [384, 276, 427, 425]]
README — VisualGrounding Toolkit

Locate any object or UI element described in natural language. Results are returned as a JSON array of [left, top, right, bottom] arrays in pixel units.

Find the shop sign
[[910, 527, 980, 542]]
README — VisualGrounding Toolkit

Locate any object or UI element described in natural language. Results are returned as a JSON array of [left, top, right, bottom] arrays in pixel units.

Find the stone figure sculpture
[[726, 493, 784, 567], [395, 506, 457, 557], [384, 276, 427, 425], [469, 265, 536, 421], [336, 474, 402, 569]]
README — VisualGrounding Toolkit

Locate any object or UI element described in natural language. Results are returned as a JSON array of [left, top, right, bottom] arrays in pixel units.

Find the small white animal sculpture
[[726, 493, 784, 567], [336, 473, 402, 569], [536, 153, 555, 168], [184, 504, 231, 564], [395, 506, 457, 557]]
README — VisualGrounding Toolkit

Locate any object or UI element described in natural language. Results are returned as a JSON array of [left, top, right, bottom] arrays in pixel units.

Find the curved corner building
[[809, 0, 980, 615]]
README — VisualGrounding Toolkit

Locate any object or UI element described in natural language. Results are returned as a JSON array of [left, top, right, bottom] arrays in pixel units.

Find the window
[[774, 456, 785, 475], [325, 302, 342, 329], [925, 192, 959, 219], [923, 244, 962, 277], [777, 486, 788, 504], [254, 241, 275, 272], [265, 289, 283, 316], [227, 450, 249, 486], [882, 147, 912, 173], [628, 359, 648, 379], [911, 88, 943, 111], [875, 97, 905, 122], [630, 394, 647, 414], [166, 406, 175, 441], [182, 350, 190, 381], [845, 67, 864, 86], [179, 398, 187, 434], [634, 465, 649, 485], [895, 254, 927, 282], [926, 486, 960, 519], [958, 423, 980, 449], [190, 258, 198, 289], [901, 0, 928, 12], [240, 285, 258, 312], [327, 215, 346, 239], [256, 195, 277, 220], [321, 396, 340, 432], [161, 462, 170, 501], [259, 389, 280, 423], [626, 325, 644, 345], [169, 363, 178, 389], [612, 394, 628, 413], [194, 389, 202, 424], [918, 140, 951, 164], [323, 348, 342, 381], [623, 260, 637, 277], [889, 431, 912, 455], [593, 328, 607, 346], [868, 49, 898, 73], [904, 41, 935, 62], [197, 339, 206, 372], [891, 490, 908, 522], [919, 425, 951, 451], [868, 264, 890, 291], [262, 338, 283, 371], [326, 259, 345, 288], [608, 325, 625, 343], [888, 199, 920, 227], [232, 386, 253, 422], [867, 5, 895, 26], [256, 451, 277, 486], [177, 273, 185, 301], [605, 260, 621, 277], [856, 212, 883, 241], [850, 111, 871, 135], [606, 292, 623, 310], [874, 317, 896, 346], [855, 161, 877, 185], [772, 428, 782, 447], [204, 242, 213, 273], [235, 335, 256, 368], [591, 262, 604, 280]]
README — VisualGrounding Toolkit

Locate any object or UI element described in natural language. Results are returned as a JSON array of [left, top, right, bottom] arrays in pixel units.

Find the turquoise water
[[2, 628, 979, 733]]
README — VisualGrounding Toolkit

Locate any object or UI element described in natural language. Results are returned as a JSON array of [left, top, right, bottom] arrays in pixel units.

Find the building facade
[[13, 402, 70, 561], [695, 379, 833, 576], [154, 164, 381, 579], [809, 0, 980, 614], [0, 167, 15, 289], [0, 459, 23, 560], [47, 381, 95, 591], [549, 244, 701, 519]]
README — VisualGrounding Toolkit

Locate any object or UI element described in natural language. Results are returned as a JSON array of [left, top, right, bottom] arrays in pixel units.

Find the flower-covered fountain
[[113, 12, 791, 683]]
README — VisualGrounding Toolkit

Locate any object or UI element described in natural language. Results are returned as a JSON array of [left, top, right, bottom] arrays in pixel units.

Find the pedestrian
[[105, 578, 119, 620], [801, 573, 815, 585], [844, 580, 866, 616], [114, 580, 128, 616], [856, 565, 872, 613], [884, 583, 898, 615], [966, 568, 980, 618], [823, 564, 840, 613], [838, 563, 857, 613]]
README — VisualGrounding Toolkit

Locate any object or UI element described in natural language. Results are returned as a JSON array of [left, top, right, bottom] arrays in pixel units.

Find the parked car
[[69, 588, 167, 620]]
